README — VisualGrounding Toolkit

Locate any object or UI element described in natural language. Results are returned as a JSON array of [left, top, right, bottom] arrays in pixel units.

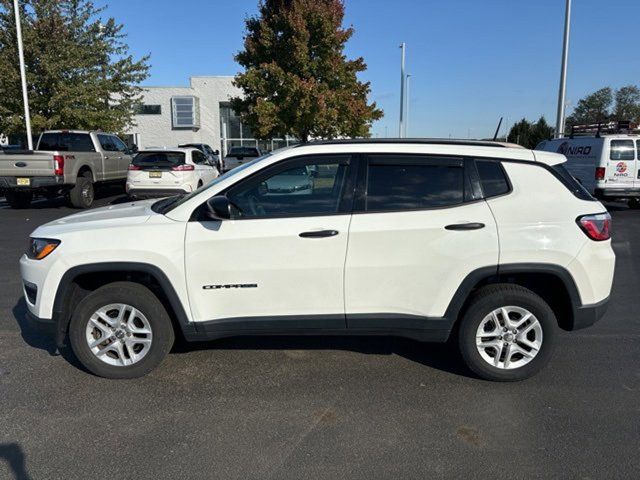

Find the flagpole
[[13, 0, 33, 149]]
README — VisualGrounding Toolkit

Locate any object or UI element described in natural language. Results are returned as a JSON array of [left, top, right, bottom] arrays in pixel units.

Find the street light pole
[[555, 0, 571, 138], [13, 0, 33, 150], [399, 43, 406, 138], [405, 74, 412, 137]]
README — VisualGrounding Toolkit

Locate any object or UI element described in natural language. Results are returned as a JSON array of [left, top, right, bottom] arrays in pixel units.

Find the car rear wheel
[[68, 173, 94, 208], [68, 281, 174, 379], [5, 190, 33, 209], [458, 284, 557, 381]]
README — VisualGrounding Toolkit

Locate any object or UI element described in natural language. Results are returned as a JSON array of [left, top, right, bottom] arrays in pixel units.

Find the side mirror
[[204, 195, 232, 221]]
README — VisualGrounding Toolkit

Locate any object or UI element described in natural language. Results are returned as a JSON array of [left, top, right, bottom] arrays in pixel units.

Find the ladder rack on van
[[570, 120, 639, 138]]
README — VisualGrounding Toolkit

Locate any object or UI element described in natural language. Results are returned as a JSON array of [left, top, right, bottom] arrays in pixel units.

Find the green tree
[[231, 0, 382, 142], [613, 85, 640, 122], [0, 0, 149, 136], [506, 116, 553, 149], [565, 87, 613, 128]]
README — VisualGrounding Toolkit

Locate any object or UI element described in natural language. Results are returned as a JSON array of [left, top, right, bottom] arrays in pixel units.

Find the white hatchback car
[[21, 139, 615, 381], [126, 148, 219, 198]]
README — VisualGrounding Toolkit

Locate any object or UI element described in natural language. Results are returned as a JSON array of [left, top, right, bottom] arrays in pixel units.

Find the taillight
[[53, 155, 64, 176], [577, 213, 611, 241], [172, 164, 194, 171], [595, 167, 605, 180], [128, 164, 141, 170]]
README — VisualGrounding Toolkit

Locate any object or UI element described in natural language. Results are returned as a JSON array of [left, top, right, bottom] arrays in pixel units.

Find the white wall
[[127, 76, 242, 151]]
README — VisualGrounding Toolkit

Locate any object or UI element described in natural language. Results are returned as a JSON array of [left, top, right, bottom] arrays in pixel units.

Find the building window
[[135, 104, 161, 115], [171, 96, 199, 129], [219, 102, 253, 139]]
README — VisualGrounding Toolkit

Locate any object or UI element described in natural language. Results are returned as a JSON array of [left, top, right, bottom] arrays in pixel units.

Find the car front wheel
[[458, 284, 557, 381], [68, 281, 174, 378]]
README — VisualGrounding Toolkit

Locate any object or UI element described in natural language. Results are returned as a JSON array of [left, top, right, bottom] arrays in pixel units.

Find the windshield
[[133, 151, 185, 167], [151, 153, 271, 214]]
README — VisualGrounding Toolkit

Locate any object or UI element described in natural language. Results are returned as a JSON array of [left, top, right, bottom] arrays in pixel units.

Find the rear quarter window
[[550, 164, 595, 201], [475, 160, 510, 197]]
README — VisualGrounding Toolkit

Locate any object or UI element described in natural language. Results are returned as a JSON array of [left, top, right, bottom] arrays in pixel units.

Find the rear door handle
[[444, 222, 485, 231], [299, 230, 339, 238]]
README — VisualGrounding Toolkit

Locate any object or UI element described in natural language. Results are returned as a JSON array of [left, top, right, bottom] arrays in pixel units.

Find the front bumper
[[25, 310, 56, 336]]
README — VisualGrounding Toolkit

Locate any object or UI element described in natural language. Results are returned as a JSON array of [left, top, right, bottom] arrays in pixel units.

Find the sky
[[106, 0, 639, 139]]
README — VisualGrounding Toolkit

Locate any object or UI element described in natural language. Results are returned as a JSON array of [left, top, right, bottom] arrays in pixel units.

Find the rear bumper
[[572, 296, 610, 330], [0, 176, 64, 190], [127, 187, 189, 198], [594, 188, 640, 198]]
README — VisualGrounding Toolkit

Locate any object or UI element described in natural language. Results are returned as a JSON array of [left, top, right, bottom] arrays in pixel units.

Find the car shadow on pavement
[[0, 443, 32, 480], [11, 299, 85, 371], [174, 335, 471, 378], [0, 182, 126, 210]]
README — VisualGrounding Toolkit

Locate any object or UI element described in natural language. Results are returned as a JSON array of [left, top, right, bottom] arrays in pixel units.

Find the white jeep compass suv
[[20, 140, 615, 381]]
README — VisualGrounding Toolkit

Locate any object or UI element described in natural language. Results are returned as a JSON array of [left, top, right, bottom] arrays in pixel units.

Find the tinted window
[[228, 147, 259, 157], [476, 160, 510, 197], [551, 164, 595, 201], [37, 132, 94, 152], [98, 134, 117, 152], [366, 156, 464, 211], [135, 104, 161, 115], [192, 151, 206, 164], [110, 136, 128, 153], [227, 156, 350, 218], [610, 140, 635, 160], [132, 152, 185, 167]]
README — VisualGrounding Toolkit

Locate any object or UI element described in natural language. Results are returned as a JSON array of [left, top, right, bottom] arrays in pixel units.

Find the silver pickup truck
[[0, 130, 135, 208]]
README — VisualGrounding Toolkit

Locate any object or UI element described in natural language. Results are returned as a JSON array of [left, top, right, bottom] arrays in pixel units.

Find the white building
[[126, 76, 294, 155]]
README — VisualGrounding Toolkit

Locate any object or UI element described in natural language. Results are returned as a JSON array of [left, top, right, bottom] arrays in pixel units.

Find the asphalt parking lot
[[1, 187, 639, 480]]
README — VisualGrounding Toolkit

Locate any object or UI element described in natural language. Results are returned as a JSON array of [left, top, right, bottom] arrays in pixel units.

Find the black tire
[[628, 198, 640, 209], [68, 282, 175, 379], [458, 284, 557, 382], [4, 190, 33, 208], [68, 173, 94, 208]]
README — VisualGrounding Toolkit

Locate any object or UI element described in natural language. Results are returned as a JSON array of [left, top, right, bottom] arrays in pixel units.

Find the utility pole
[[399, 43, 406, 138], [13, 0, 33, 150], [555, 0, 571, 138], [405, 74, 412, 138]]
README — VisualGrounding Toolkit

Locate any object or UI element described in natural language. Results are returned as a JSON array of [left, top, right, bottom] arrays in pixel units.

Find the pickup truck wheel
[[68, 281, 174, 379], [68, 174, 94, 208], [458, 284, 557, 382], [5, 190, 33, 209]]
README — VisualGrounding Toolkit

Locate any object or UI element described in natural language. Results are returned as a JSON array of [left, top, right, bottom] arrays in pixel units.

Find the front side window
[[226, 156, 350, 218], [610, 140, 635, 160], [98, 134, 117, 152], [365, 156, 464, 211], [110, 136, 128, 153]]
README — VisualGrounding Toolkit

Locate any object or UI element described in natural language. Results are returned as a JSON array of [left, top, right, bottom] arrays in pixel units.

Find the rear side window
[[610, 140, 635, 160], [37, 132, 94, 152], [132, 152, 185, 167], [366, 156, 464, 211], [550, 164, 595, 201], [475, 160, 510, 197]]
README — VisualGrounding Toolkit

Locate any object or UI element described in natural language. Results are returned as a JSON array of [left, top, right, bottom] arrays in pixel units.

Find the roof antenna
[[493, 117, 503, 141]]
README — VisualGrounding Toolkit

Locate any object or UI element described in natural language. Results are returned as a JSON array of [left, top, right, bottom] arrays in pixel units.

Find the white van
[[536, 122, 640, 208]]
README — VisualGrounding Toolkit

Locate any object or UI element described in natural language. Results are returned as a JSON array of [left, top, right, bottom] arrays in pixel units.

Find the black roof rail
[[296, 138, 518, 148]]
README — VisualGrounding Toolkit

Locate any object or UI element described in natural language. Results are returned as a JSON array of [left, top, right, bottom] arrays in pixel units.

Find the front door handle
[[299, 230, 339, 238], [444, 222, 485, 231]]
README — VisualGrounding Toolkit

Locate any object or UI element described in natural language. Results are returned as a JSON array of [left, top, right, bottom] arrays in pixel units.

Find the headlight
[[27, 238, 60, 260]]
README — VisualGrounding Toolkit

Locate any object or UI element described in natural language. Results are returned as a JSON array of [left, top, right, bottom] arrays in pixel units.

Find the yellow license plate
[[16, 178, 30, 186], [149, 171, 162, 178]]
